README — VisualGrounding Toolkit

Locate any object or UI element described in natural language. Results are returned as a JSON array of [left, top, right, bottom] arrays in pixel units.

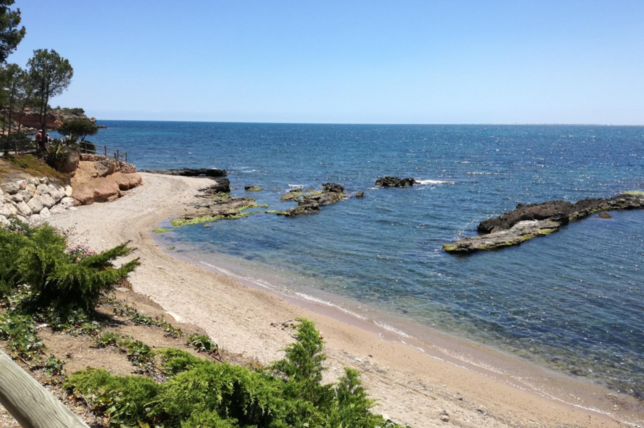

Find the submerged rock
[[444, 193, 644, 253], [375, 176, 416, 188], [141, 168, 227, 178], [244, 185, 263, 191], [173, 195, 260, 227], [272, 183, 346, 217]]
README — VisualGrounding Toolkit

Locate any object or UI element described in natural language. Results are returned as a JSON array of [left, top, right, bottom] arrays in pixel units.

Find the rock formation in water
[[140, 168, 227, 178], [375, 176, 416, 188], [173, 192, 260, 227], [443, 192, 644, 253], [270, 183, 346, 217]]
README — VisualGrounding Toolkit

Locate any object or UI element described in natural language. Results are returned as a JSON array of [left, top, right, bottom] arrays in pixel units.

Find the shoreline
[[49, 173, 644, 428]]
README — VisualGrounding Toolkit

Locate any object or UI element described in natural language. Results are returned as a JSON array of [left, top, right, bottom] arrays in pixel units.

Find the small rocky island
[[443, 191, 644, 253], [268, 183, 346, 216], [375, 176, 416, 188]]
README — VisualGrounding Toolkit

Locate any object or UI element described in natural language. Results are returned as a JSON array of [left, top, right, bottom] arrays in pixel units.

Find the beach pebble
[[440, 410, 450, 422]]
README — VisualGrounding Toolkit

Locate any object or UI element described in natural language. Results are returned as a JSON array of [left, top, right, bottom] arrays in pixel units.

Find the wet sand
[[49, 173, 644, 428]]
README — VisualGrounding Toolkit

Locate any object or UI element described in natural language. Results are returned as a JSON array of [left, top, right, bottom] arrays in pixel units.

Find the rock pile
[[0, 177, 75, 226]]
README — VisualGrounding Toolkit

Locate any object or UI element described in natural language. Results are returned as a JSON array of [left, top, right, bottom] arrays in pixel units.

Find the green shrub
[[43, 354, 66, 377], [93, 331, 121, 348], [64, 368, 160, 426], [0, 222, 140, 314], [65, 319, 406, 428], [187, 334, 218, 354]]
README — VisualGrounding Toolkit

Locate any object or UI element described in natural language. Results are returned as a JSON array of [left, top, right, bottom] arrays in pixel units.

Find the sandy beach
[[47, 173, 643, 428]]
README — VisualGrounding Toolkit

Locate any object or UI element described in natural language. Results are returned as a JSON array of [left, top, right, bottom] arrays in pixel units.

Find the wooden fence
[[0, 350, 89, 428], [79, 142, 128, 163]]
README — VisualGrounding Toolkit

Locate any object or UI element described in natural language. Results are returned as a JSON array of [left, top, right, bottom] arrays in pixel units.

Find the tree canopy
[[27, 49, 73, 147], [0, 0, 26, 63], [58, 119, 98, 141]]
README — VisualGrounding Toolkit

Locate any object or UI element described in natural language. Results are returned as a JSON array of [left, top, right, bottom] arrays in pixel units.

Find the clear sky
[[7, 0, 644, 124]]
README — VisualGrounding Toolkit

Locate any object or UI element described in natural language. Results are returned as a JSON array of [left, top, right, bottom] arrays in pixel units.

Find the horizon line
[[93, 119, 644, 127]]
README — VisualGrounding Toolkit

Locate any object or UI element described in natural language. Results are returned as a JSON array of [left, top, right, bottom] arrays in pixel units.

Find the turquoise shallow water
[[91, 122, 643, 394]]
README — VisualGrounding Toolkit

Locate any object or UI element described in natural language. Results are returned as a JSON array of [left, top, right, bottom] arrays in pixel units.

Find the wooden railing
[[0, 350, 89, 428], [79, 142, 128, 163]]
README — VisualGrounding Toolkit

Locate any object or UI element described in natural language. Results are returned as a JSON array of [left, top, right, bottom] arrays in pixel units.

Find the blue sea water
[[93, 121, 643, 393]]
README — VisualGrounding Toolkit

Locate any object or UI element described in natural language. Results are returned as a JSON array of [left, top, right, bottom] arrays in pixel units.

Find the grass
[[5, 154, 68, 183]]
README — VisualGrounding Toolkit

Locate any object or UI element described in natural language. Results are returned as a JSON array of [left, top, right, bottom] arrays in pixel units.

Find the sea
[[87, 121, 644, 396]]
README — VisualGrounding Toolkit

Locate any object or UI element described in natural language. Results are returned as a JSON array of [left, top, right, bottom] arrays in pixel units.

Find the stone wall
[[0, 177, 74, 227]]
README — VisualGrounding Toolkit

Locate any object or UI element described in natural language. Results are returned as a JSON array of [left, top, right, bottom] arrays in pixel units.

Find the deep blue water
[[93, 121, 643, 393]]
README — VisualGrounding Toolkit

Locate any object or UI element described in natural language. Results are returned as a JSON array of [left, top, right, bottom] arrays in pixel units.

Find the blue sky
[[8, 0, 644, 124]]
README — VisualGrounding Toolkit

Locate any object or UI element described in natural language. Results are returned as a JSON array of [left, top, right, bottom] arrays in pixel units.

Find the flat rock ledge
[[141, 168, 227, 178], [444, 192, 644, 253]]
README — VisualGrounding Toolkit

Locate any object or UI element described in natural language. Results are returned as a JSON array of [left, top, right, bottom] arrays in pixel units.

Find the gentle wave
[[415, 179, 456, 185]]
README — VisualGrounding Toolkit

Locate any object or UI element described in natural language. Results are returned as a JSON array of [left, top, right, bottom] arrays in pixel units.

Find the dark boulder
[[375, 176, 416, 188], [197, 178, 231, 195], [322, 183, 344, 193]]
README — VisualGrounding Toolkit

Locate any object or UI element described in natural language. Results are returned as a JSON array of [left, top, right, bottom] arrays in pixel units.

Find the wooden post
[[116, 149, 119, 161], [104, 146, 107, 158], [0, 350, 89, 428], [125, 152, 128, 163]]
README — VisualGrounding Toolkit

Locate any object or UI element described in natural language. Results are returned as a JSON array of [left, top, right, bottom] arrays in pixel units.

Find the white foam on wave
[[416, 179, 455, 185], [200, 261, 274, 291], [374, 321, 412, 338], [295, 292, 368, 320], [288, 184, 304, 189]]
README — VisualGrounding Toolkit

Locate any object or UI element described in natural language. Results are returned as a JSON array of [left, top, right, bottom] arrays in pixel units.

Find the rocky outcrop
[[271, 183, 346, 217], [444, 193, 644, 253], [140, 168, 227, 178], [172, 195, 261, 227], [0, 176, 75, 226], [71, 159, 142, 205], [196, 179, 231, 195], [375, 176, 416, 188], [244, 185, 262, 191], [9, 107, 96, 131]]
